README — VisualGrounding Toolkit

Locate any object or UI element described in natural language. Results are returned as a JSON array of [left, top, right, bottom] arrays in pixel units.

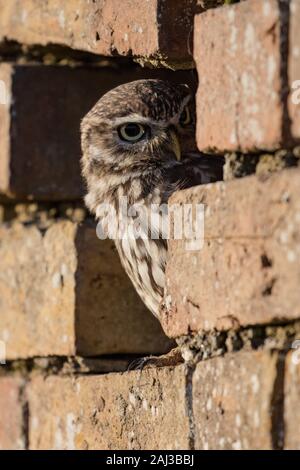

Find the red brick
[[194, 0, 284, 152], [0, 377, 26, 450], [161, 167, 300, 337]]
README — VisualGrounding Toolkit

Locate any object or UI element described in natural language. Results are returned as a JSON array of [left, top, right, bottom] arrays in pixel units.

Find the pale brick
[[0, 63, 195, 200], [161, 167, 300, 337], [0, 377, 26, 450], [28, 366, 189, 450], [0, 219, 172, 359], [193, 350, 279, 450], [194, 0, 284, 152]]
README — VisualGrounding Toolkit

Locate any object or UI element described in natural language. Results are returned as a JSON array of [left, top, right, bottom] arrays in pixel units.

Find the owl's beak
[[169, 129, 181, 161]]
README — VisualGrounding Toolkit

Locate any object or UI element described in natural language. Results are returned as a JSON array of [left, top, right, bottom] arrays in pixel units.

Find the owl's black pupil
[[125, 124, 141, 137]]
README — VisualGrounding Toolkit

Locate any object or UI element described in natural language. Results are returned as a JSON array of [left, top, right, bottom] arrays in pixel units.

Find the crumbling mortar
[[0, 39, 134, 69], [0, 38, 192, 71], [4, 320, 299, 380], [224, 146, 300, 181], [0, 201, 88, 228], [1, 320, 295, 379], [134, 54, 194, 71], [178, 319, 300, 365]]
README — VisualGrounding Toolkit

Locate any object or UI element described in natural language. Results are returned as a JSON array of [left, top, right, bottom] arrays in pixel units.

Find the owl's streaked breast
[[112, 191, 168, 318]]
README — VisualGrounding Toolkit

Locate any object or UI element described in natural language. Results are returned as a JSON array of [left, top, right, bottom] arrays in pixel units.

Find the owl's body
[[81, 80, 223, 319]]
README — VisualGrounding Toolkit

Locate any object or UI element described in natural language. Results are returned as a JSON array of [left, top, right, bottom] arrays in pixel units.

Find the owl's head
[[81, 79, 196, 177]]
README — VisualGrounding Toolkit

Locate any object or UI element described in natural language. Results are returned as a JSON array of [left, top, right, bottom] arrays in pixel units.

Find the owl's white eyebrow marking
[[110, 94, 191, 127], [112, 114, 165, 127]]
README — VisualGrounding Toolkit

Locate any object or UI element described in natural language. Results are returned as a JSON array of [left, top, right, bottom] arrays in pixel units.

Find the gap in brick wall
[[0, 38, 198, 87], [2, 319, 300, 378], [0, 354, 150, 378], [0, 39, 198, 91], [0, 38, 197, 73], [0, 39, 134, 67]]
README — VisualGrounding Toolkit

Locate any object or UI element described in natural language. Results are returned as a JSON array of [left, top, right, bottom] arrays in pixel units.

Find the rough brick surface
[[194, 0, 284, 152], [28, 366, 189, 450], [0, 377, 26, 450], [284, 351, 300, 449], [289, 0, 300, 142], [193, 350, 279, 450], [0, 63, 195, 200], [0, 219, 172, 359], [0, 0, 213, 67], [161, 167, 300, 337], [27, 350, 281, 450]]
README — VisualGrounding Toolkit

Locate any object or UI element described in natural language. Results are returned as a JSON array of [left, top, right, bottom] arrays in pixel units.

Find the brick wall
[[0, 0, 300, 450]]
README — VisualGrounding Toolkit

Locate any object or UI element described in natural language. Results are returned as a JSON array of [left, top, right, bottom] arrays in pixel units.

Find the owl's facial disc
[[81, 80, 196, 170]]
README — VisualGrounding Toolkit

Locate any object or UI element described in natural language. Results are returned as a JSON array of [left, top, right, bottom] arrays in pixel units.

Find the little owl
[[81, 79, 223, 321]]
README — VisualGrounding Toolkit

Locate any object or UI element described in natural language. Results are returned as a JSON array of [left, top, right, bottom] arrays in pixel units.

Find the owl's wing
[[161, 153, 224, 202]]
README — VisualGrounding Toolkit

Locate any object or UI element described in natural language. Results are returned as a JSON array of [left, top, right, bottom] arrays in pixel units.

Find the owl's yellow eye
[[179, 106, 191, 126], [118, 123, 146, 142]]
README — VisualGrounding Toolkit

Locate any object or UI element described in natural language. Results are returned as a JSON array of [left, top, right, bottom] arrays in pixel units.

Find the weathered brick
[[161, 167, 300, 337], [284, 351, 300, 449], [27, 350, 282, 450], [193, 350, 278, 450], [289, 0, 300, 141], [0, 0, 224, 68], [0, 377, 26, 450], [194, 0, 285, 152], [0, 219, 172, 359], [28, 366, 189, 450], [0, 63, 195, 200]]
